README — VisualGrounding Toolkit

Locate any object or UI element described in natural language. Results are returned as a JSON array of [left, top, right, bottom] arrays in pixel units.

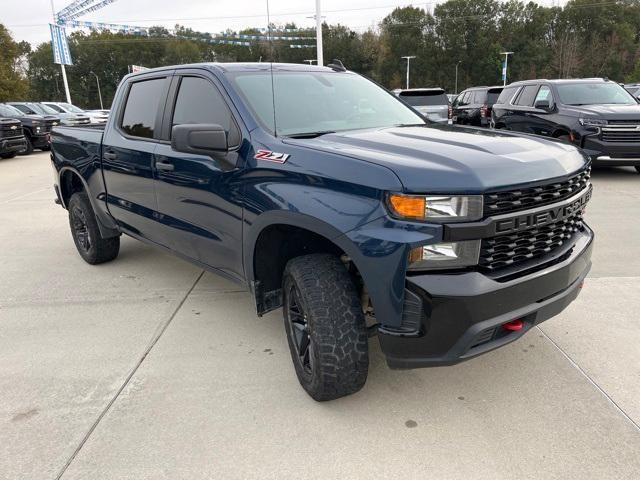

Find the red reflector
[[502, 319, 524, 331]]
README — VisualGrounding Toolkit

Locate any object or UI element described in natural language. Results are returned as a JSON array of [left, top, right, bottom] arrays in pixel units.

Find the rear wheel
[[283, 254, 369, 401], [68, 192, 120, 264], [0, 152, 17, 159]]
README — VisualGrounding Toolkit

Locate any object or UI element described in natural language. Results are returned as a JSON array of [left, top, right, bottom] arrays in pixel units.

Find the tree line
[[3, 0, 640, 108]]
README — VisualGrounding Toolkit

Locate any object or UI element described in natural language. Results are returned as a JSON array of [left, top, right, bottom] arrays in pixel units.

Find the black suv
[[0, 105, 27, 159], [492, 78, 640, 173], [452, 86, 504, 127], [0, 103, 57, 154]]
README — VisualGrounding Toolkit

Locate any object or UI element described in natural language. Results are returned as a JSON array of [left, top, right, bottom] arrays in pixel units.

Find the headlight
[[407, 240, 480, 271], [36, 126, 41, 133], [387, 193, 483, 222], [579, 118, 607, 127]]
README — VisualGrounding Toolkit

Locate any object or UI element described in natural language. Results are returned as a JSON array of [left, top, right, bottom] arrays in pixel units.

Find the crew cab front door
[[152, 73, 245, 282]]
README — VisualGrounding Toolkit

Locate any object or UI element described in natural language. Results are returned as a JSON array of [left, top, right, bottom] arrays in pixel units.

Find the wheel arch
[[245, 211, 368, 316]]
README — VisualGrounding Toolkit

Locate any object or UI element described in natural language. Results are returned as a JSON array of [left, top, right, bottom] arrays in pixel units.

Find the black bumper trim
[[380, 226, 593, 369]]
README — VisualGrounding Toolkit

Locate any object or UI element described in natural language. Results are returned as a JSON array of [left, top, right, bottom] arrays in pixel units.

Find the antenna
[[266, 0, 277, 137]]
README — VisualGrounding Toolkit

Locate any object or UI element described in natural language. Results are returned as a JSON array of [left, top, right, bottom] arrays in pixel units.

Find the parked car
[[20, 102, 90, 126], [8, 102, 62, 126], [492, 78, 640, 173], [452, 86, 504, 127], [51, 62, 593, 401], [394, 88, 451, 123], [84, 109, 110, 124], [41, 102, 94, 125], [0, 103, 55, 154], [0, 106, 27, 159]]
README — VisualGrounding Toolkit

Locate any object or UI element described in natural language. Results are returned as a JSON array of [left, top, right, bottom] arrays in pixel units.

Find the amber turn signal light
[[387, 194, 426, 220]]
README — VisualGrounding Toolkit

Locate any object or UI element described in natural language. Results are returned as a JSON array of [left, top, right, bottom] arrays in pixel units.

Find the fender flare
[[58, 166, 120, 238]]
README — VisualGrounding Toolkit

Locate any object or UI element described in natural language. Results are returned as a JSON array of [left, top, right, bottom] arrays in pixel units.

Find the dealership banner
[[50, 24, 73, 65]]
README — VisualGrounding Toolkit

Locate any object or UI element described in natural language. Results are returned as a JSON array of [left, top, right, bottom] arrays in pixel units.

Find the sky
[[3, 0, 560, 46]]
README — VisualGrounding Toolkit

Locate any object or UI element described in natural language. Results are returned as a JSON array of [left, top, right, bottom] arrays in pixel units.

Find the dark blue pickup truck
[[51, 63, 594, 401]]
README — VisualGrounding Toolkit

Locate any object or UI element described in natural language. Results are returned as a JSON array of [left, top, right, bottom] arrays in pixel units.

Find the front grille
[[483, 168, 590, 216], [479, 211, 584, 272], [0, 124, 23, 139], [601, 125, 640, 143]]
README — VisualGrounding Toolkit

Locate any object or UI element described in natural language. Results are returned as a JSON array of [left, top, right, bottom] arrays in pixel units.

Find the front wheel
[[0, 152, 17, 159], [283, 254, 369, 401], [18, 136, 33, 155], [68, 192, 120, 264]]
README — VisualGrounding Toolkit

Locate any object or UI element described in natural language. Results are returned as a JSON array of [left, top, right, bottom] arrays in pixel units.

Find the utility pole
[[401, 56, 416, 89], [50, 0, 71, 103], [315, 0, 324, 66], [501, 51, 514, 86], [455, 61, 462, 94], [89, 71, 103, 110]]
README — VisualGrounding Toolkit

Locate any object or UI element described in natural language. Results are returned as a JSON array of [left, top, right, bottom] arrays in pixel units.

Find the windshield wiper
[[286, 131, 336, 139]]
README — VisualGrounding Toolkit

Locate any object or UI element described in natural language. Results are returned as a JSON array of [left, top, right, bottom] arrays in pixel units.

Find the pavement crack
[[54, 270, 205, 480], [537, 325, 640, 433]]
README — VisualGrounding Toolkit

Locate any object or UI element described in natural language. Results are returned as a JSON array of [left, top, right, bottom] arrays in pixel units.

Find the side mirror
[[534, 99, 551, 110], [171, 124, 228, 156]]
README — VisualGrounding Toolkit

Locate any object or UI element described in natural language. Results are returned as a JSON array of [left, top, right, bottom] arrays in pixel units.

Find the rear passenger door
[[102, 73, 172, 242], [152, 72, 246, 282], [508, 84, 539, 133]]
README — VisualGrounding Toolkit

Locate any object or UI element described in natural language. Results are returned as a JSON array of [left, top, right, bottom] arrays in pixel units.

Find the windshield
[[0, 104, 24, 117], [26, 103, 56, 115], [557, 82, 637, 105], [399, 92, 448, 107], [59, 103, 85, 113], [229, 71, 425, 136]]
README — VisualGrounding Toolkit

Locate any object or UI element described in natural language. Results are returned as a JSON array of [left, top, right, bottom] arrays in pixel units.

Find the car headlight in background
[[579, 118, 607, 127], [407, 240, 480, 271], [386, 193, 483, 222], [35, 127, 41, 133]]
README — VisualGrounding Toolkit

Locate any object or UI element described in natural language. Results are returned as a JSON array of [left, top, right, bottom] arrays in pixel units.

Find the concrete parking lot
[[1, 151, 639, 479]]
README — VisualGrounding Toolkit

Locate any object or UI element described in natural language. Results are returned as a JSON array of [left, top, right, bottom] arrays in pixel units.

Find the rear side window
[[514, 85, 539, 106], [121, 78, 166, 139], [172, 76, 240, 146], [496, 86, 518, 104], [399, 91, 448, 106], [486, 88, 503, 105], [472, 91, 486, 104]]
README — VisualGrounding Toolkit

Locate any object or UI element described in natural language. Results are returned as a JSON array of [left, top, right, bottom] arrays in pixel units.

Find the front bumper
[[0, 137, 27, 154], [379, 226, 593, 369], [31, 134, 51, 149], [581, 135, 640, 166]]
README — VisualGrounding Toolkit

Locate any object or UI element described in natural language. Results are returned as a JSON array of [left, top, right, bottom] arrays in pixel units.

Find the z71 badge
[[254, 149, 290, 163]]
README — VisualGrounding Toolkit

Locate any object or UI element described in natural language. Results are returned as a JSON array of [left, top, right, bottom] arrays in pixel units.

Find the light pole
[[89, 71, 103, 110], [315, 0, 323, 66], [50, 0, 71, 104], [401, 55, 416, 89], [454, 61, 462, 94], [500, 51, 514, 86]]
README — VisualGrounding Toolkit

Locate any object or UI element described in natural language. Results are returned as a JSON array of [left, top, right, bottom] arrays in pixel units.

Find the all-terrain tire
[[68, 192, 120, 264], [282, 254, 368, 401]]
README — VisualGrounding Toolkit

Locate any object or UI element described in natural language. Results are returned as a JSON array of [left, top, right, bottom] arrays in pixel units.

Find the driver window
[[535, 86, 553, 105], [172, 76, 240, 147]]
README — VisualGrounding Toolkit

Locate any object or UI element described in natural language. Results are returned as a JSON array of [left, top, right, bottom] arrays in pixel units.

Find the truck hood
[[562, 104, 640, 120], [287, 125, 588, 193]]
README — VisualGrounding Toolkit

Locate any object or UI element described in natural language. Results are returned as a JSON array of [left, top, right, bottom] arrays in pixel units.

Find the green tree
[[0, 24, 30, 101]]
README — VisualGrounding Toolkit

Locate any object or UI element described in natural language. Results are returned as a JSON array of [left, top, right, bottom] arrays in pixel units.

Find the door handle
[[155, 160, 174, 171], [103, 151, 117, 161]]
